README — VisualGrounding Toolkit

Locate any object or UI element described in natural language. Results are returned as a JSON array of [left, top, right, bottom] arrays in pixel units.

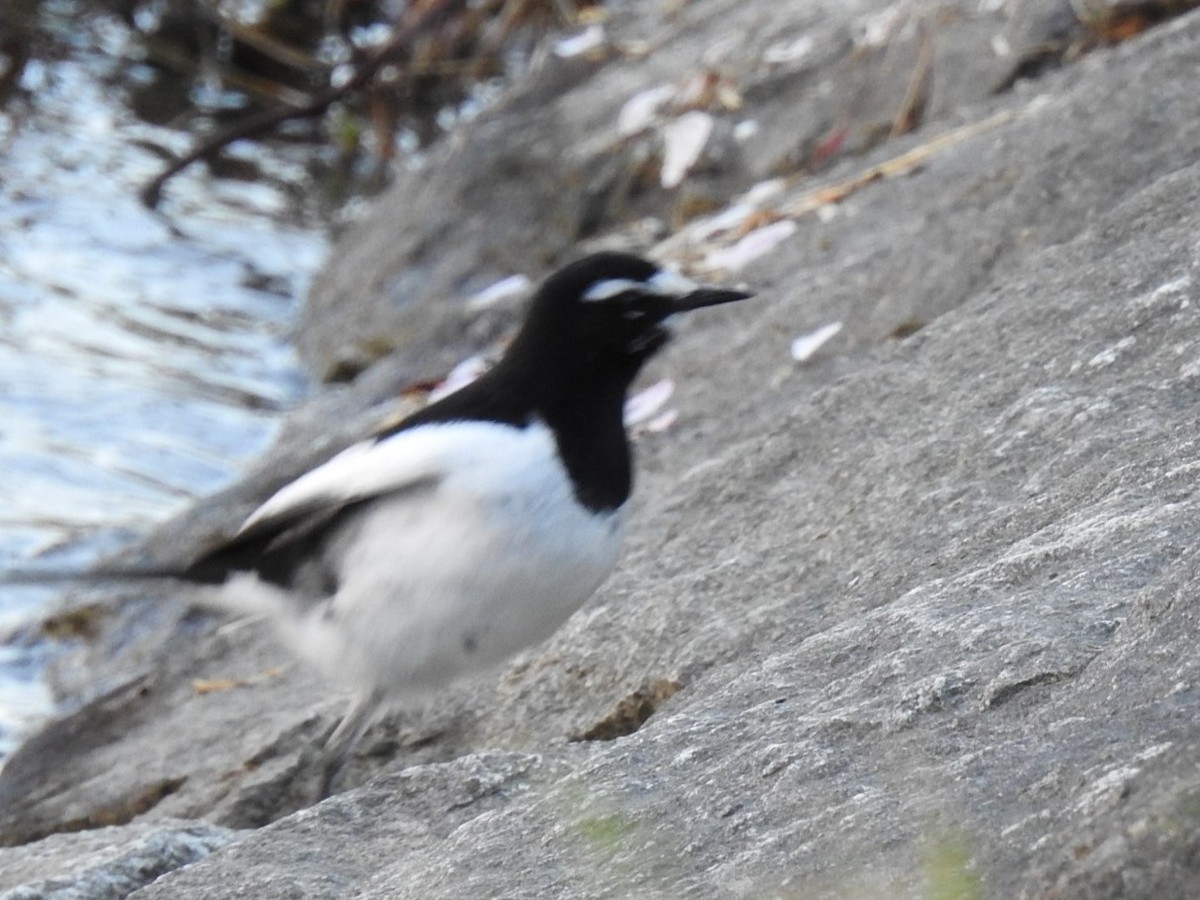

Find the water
[[0, 11, 328, 757]]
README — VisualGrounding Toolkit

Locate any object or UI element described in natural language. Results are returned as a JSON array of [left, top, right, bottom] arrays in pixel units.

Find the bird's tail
[[1, 563, 314, 643], [201, 573, 346, 685], [196, 571, 293, 622], [0, 565, 186, 587], [1, 563, 336, 674]]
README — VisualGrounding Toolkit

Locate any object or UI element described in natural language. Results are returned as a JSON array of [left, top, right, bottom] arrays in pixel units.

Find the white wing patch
[[237, 421, 527, 536]]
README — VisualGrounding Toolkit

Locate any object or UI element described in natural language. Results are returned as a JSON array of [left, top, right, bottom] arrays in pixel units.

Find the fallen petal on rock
[[661, 111, 715, 189], [791, 321, 844, 362], [688, 203, 756, 243], [764, 34, 815, 65], [554, 24, 607, 59], [744, 178, 787, 205], [686, 178, 788, 242], [734, 119, 759, 141], [466, 274, 532, 311], [645, 409, 679, 433], [854, 5, 908, 49], [429, 354, 490, 402], [704, 219, 798, 272], [618, 84, 678, 136], [625, 378, 675, 426]]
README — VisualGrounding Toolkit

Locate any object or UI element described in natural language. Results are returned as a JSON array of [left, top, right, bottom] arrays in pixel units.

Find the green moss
[[923, 834, 982, 900], [575, 812, 637, 855]]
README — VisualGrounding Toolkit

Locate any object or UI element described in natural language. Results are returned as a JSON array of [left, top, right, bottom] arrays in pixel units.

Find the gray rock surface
[[296, 0, 1100, 382], [3, 1, 1200, 897], [0, 821, 237, 898]]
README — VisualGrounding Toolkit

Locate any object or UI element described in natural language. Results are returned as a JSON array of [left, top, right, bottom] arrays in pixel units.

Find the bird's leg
[[317, 689, 383, 798]]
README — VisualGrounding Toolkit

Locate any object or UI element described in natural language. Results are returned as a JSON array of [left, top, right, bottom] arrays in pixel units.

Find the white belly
[[298, 421, 627, 700]]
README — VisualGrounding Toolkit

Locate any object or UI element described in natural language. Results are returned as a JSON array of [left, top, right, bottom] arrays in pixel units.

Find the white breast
[[277, 420, 627, 701]]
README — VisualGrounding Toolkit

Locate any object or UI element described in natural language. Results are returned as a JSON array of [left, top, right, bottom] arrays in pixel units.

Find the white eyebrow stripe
[[583, 278, 646, 302], [582, 269, 700, 302]]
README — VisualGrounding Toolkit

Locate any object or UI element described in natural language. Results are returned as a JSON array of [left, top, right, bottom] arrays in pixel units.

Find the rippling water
[[0, 12, 328, 756]]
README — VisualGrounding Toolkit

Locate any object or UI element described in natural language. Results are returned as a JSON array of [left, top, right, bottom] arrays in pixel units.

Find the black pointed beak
[[667, 287, 754, 313]]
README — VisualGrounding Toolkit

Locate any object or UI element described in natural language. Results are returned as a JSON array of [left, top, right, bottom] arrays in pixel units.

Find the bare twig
[[783, 108, 1016, 218], [140, 0, 472, 208], [194, 0, 327, 74], [889, 17, 934, 139]]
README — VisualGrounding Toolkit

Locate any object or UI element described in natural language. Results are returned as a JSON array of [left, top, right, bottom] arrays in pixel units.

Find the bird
[[9, 251, 752, 792]]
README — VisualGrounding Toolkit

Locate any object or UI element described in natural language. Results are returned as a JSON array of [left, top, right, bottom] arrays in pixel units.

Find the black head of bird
[[503, 251, 752, 385]]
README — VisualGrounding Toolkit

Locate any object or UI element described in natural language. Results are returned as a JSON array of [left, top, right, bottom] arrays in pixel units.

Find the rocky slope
[[3, 1, 1200, 897]]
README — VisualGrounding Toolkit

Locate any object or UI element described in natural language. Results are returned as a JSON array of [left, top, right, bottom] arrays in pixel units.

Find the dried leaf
[[808, 125, 850, 170], [890, 19, 935, 138], [784, 109, 1016, 217], [192, 667, 284, 695], [731, 208, 786, 240]]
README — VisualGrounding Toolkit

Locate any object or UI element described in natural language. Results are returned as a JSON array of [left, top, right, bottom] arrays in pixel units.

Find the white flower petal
[[624, 379, 675, 426], [645, 409, 679, 433], [554, 24, 606, 58], [618, 84, 677, 136], [466, 274, 531, 311], [763, 34, 815, 65], [661, 111, 714, 189], [429, 354, 490, 402], [704, 219, 798, 272], [790, 321, 843, 363]]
